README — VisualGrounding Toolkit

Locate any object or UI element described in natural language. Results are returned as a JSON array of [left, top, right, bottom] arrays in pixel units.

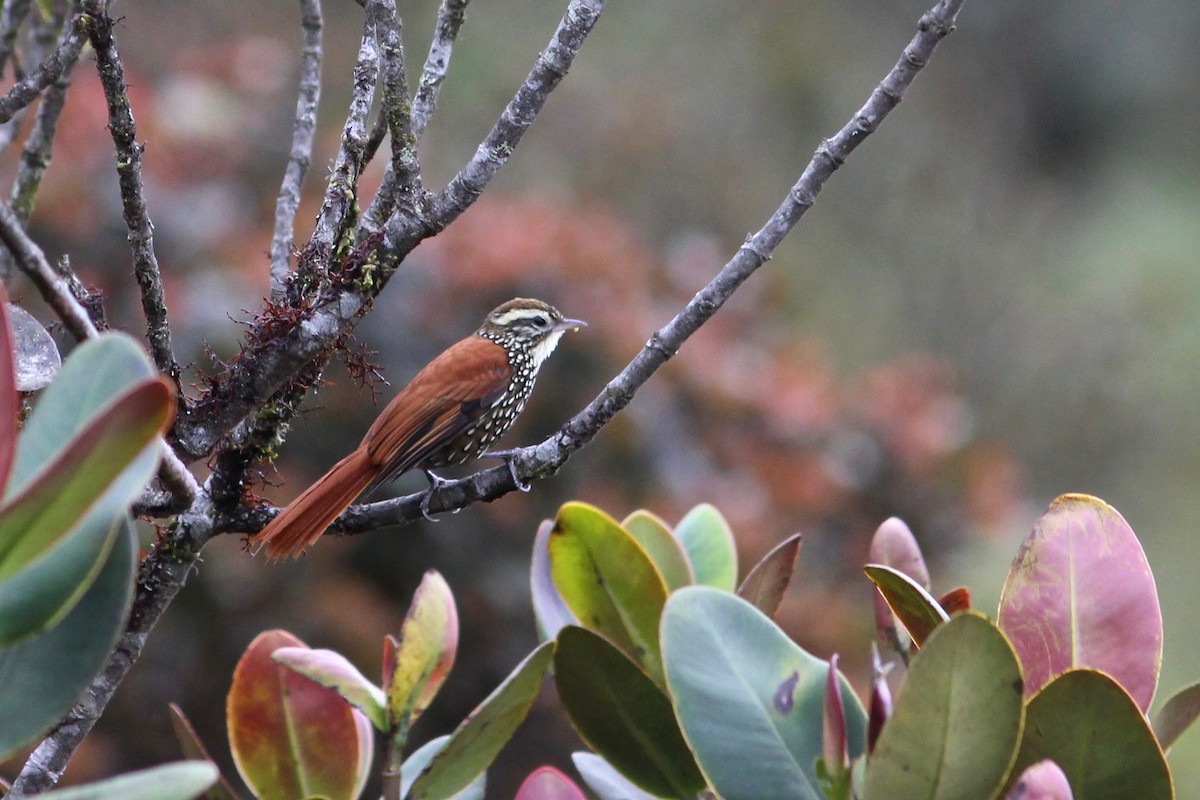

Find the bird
[[249, 297, 585, 559]]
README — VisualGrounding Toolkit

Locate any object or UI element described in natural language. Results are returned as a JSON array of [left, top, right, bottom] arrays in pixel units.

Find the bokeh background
[[4, 0, 1200, 795]]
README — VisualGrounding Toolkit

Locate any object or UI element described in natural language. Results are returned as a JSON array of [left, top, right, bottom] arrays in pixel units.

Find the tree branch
[[0, 10, 84, 125], [269, 0, 323, 300], [83, 1, 182, 401]]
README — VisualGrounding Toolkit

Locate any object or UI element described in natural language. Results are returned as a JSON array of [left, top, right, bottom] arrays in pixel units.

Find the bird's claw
[[485, 448, 531, 492], [420, 470, 449, 522]]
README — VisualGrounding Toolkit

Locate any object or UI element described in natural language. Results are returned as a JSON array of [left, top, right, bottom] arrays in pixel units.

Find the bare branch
[[425, 0, 603, 232], [0, 0, 31, 79], [269, 0, 323, 300], [0, 11, 84, 125], [359, 0, 425, 232], [297, 9, 379, 292], [83, 1, 182, 399], [412, 0, 468, 139]]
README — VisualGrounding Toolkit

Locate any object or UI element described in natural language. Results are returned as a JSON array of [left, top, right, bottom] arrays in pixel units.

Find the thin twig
[[362, 0, 425, 229], [83, 1, 182, 399], [359, 0, 466, 234], [0, 11, 85, 125], [0, 0, 31, 80], [412, 0, 467, 139], [269, 0, 323, 300], [423, 0, 602, 232], [293, 9, 379, 297]]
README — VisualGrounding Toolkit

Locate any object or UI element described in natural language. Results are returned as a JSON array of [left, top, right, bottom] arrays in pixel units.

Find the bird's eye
[[532, 315, 549, 328]]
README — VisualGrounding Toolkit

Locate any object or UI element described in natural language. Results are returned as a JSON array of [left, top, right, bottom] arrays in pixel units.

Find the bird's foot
[[484, 448, 531, 492], [420, 469, 449, 521]]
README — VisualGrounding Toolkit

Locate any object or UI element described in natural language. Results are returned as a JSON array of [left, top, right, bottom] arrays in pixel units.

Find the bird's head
[[480, 298, 586, 366]]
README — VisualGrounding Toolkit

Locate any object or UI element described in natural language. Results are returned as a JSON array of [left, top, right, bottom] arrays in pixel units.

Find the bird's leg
[[482, 448, 531, 492], [420, 469, 450, 521]]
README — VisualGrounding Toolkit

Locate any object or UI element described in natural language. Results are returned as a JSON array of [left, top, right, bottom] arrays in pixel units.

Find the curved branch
[[269, 0, 323, 299]]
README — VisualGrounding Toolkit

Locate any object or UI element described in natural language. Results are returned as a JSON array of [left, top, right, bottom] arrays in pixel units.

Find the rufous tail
[[250, 446, 376, 559]]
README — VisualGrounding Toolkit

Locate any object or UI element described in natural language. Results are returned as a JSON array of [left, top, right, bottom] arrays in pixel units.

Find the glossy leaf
[[661, 587, 866, 800], [862, 613, 1024, 800], [998, 494, 1162, 711], [570, 753, 659, 800], [272, 647, 387, 731], [227, 630, 373, 800], [531, 519, 577, 641], [868, 517, 929, 654], [823, 653, 849, 770], [1152, 679, 1200, 753], [167, 704, 243, 800], [555, 626, 705, 798], [937, 586, 972, 615], [1009, 670, 1171, 799], [0, 290, 15, 494], [622, 509, 694, 590], [409, 641, 554, 800], [736, 533, 802, 619], [548, 502, 668, 682], [399, 736, 484, 800], [0, 378, 171, 575], [863, 564, 950, 648], [513, 767, 588, 800], [8, 332, 161, 496], [0, 517, 135, 760], [1005, 760, 1074, 800], [34, 761, 219, 800], [384, 569, 458, 730], [673, 503, 737, 591]]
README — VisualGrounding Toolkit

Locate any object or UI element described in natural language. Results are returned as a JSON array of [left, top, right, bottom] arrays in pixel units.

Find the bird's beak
[[556, 318, 587, 333]]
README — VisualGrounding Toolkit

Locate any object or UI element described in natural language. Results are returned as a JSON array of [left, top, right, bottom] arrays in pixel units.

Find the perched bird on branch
[[250, 297, 585, 559]]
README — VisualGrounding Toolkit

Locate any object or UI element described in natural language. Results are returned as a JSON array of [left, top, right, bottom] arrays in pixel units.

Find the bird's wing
[[363, 336, 512, 483]]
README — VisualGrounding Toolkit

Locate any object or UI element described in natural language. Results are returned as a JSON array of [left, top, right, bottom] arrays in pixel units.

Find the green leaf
[[410, 641, 554, 800], [555, 626, 705, 798], [862, 564, 949, 648], [8, 332, 160, 496], [384, 570, 458, 731], [227, 630, 374, 800], [0, 516, 136, 760], [1009, 670, 1172, 800], [570, 753, 659, 800], [737, 533, 802, 619], [0, 377, 171, 576], [272, 647, 387, 731], [622, 510, 694, 591], [34, 761, 219, 800], [673, 504, 737, 591], [861, 613, 1024, 800], [660, 587, 866, 800], [998, 494, 1162, 711], [1153, 679, 1200, 753], [548, 502, 668, 683], [399, 736, 485, 800], [868, 517, 929, 656]]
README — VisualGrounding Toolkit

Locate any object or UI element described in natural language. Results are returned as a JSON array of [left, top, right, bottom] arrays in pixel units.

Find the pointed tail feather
[[251, 447, 376, 559]]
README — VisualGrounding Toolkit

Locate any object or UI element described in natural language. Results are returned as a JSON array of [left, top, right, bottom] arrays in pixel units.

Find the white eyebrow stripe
[[491, 308, 555, 326]]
